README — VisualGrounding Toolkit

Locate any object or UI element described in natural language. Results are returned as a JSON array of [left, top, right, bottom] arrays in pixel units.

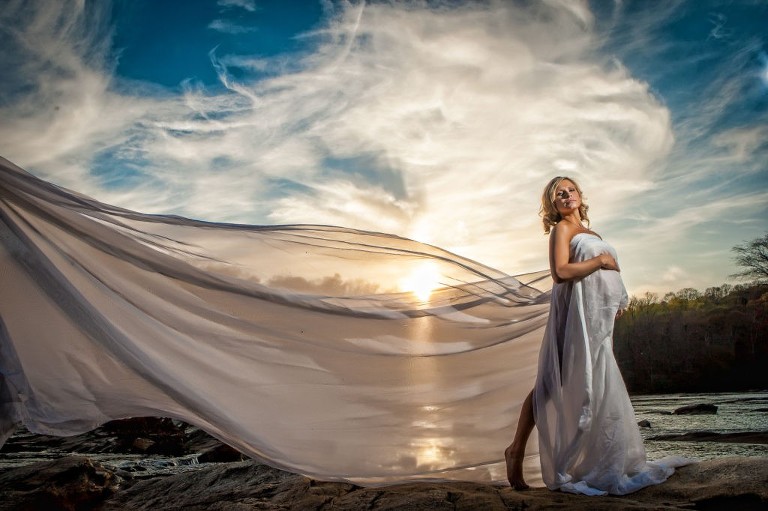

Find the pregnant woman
[[505, 176, 688, 495]]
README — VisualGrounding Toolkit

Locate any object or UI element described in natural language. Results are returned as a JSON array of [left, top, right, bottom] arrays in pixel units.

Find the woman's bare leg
[[505, 389, 535, 490]]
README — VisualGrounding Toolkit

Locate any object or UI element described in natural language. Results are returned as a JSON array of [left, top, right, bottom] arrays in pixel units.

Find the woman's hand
[[598, 253, 620, 272], [550, 226, 622, 282], [615, 308, 626, 319]]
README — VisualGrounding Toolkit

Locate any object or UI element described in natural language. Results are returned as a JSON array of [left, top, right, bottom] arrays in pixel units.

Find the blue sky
[[0, 0, 766, 295]]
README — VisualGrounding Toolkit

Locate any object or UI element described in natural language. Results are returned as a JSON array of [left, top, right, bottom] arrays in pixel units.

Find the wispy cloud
[[0, 0, 158, 196], [208, 19, 258, 34], [712, 125, 768, 163], [217, 0, 257, 12], [0, 0, 765, 294]]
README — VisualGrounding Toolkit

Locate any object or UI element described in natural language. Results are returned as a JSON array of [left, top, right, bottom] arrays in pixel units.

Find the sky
[[0, 0, 766, 297]]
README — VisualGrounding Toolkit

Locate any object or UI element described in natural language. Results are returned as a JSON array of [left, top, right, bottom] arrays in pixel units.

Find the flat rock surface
[[1, 456, 766, 510], [673, 403, 718, 415], [649, 430, 768, 444]]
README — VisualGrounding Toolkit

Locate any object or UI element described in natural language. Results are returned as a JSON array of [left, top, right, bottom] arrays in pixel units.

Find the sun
[[417, 439, 442, 465], [400, 261, 442, 302]]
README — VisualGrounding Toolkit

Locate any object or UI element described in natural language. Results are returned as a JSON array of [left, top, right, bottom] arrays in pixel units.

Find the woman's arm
[[549, 223, 619, 283]]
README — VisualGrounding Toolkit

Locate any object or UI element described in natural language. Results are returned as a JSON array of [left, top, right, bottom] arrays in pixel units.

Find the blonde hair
[[539, 176, 589, 234]]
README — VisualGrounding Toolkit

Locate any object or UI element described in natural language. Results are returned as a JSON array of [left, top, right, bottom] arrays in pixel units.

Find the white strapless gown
[[532, 233, 690, 495]]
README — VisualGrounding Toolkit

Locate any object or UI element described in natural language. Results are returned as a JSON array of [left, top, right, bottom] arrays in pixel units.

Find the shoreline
[[1, 455, 766, 510]]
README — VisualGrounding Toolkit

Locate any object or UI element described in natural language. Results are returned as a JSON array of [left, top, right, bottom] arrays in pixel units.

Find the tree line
[[614, 282, 768, 393], [614, 233, 768, 394]]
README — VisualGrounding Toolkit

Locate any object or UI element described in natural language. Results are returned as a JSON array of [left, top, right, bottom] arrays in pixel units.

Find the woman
[[504, 176, 686, 495]]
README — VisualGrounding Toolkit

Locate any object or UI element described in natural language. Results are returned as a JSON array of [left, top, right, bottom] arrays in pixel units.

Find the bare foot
[[504, 445, 530, 490]]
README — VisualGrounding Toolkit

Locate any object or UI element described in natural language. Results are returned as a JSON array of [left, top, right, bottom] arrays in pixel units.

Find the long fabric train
[[0, 157, 550, 485]]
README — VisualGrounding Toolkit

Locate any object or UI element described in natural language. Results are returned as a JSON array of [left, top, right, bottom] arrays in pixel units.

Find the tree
[[731, 233, 768, 281], [676, 288, 701, 301], [705, 284, 731, 303]]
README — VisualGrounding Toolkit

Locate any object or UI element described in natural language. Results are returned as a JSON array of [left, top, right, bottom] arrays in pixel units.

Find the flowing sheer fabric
[[0, 157, 550, 485], [533, 233, 690, 495]]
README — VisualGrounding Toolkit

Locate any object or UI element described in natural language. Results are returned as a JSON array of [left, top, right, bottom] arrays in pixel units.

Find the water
[[0, 425, 209, 477], [0, 449, 204, 477], [632, 391, 768, 461], [1, 391, 766, 477]]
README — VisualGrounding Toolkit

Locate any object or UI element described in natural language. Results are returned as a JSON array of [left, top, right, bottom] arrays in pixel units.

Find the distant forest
[[614, 281, 768, 394]]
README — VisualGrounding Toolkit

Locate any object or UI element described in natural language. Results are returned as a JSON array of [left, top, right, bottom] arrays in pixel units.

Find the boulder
[[131, 437, 156, 453], [182, 427, 248, 462], [106, 417, 187, 456], [1, 418, 194, 457], [673, 403, 718, 415], [633, 457, 768, 510], [649, 431, 768, 444], [197, 443, 247, 463], [0, 456, 119, 511]]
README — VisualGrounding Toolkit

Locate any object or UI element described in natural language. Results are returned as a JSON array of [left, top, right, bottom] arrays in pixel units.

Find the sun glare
[[400, 261, 441, 302], [418, 439, 442, 465]]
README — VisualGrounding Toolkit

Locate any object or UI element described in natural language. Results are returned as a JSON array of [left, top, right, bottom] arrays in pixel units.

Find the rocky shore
[[1, 419, 767, 510], [1, 454, 766, 510]]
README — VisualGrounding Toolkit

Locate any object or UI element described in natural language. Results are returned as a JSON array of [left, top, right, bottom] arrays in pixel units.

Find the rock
[[638, 419, 652, 428], [2, 417, 198, 456], [2, 418, 249, 464], [633, 457, 768, 510], [102, 417, 180, 436], [0, 427, 119, 455], [673, 403, 718, 415], [131, 437, 156, 452], [2, 456, 767, 510], [107, 417, 187, 456], [0, 456, 119, 511], [102, 460, 341, 511], [197, 443, 247, 463], [182, 427, 247, 462], [1, 417, 190, 457], [649, 431, 768, 444]]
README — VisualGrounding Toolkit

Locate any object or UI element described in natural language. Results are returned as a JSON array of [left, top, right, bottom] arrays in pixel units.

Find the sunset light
[[400, 261, 442, 302]]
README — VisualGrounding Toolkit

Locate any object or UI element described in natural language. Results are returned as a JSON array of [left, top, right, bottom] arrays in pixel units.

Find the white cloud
[[0, 0, 763, 295], [712, 126, 768, 163], [197, 1, 673, 274], [208, 19, 258, 34], [0, 0, 158, 197], [217, 0, 257, 12], [661, 266, 688, 283]]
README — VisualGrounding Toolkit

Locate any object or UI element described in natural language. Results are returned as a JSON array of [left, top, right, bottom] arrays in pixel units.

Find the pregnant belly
[[586, 270, 625, 310]]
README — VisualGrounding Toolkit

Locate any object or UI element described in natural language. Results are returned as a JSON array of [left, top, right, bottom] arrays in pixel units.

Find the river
[[634, 391, 768, 460], [1, 391, 766, 478]]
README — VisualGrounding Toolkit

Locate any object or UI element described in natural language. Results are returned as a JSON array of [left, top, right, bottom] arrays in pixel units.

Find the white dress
[[533, 232, 689, 495]]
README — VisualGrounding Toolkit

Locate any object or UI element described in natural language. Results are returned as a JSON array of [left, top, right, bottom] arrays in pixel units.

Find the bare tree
[[731, 233, 768, 281]]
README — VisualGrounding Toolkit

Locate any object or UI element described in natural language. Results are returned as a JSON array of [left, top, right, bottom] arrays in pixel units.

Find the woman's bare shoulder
[[552, 221, 599, 241], [551, 221, 579, 240]]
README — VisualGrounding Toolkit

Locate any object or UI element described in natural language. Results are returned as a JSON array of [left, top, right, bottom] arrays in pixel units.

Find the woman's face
[[553, 179, 581, 214]]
